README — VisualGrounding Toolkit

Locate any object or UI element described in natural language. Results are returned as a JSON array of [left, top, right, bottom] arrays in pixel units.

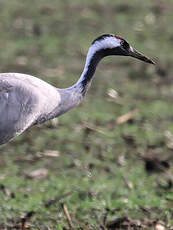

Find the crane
[[0, 34, 154, 145]]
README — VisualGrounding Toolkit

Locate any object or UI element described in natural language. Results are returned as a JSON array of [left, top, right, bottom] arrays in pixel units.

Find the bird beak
[[129, 47, 155, 65]]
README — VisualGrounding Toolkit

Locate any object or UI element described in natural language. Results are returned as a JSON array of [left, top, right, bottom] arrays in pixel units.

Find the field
[[0, 0, 173, 229]]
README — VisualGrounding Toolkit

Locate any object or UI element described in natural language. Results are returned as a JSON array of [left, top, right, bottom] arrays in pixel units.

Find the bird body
[[0, 34, 154, 145], [0, 73, 59, 144]]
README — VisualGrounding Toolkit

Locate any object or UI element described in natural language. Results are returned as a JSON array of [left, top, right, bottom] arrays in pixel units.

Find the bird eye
[[120, 40, 129, 50]]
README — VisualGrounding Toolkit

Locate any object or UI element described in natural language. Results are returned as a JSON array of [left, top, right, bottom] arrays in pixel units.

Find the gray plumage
[[0, 73, 82, 144], [0, 34, 154, 145]]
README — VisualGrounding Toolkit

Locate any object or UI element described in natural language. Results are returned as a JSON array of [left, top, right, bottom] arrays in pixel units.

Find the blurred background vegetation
[[0, 0, 173, 229]]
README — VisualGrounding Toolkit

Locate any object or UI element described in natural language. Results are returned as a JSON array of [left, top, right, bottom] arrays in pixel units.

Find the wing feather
[[0, 73, 61, 144]]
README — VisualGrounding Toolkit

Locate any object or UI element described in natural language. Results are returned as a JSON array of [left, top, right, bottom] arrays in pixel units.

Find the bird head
[[91, 34, 155, 65]]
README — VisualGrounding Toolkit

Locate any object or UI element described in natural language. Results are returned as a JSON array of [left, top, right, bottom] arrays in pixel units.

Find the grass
[[0, 0, 173, 229]]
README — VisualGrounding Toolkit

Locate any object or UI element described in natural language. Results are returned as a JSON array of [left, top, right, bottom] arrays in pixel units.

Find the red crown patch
[[114, 35, 123, 40]]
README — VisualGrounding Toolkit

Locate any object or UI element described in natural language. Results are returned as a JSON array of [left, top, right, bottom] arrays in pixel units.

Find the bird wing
[[0, 73, 61, 144]]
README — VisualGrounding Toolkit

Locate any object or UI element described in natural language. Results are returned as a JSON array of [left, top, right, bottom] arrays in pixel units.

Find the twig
[[116, 109, 138, 124], [45, 191, 72, 207], [122, 175, 133, 190], [61, 203, 74, 230], [102, 208, 110, 229], [83, 122, 113, 138], [84, 122, 108, 136]]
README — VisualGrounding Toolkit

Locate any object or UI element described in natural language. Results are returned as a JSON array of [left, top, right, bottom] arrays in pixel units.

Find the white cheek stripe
[[76, 37, 121, 84], [86, 37, 120, 66]]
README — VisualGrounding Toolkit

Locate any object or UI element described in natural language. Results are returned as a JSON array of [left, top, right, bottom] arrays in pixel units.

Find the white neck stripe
[[76, 36, 121, 85]]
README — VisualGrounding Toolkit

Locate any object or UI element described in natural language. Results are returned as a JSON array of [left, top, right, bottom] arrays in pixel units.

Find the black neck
[[80, 50, 104, 95], [78, 47, 122, 95]]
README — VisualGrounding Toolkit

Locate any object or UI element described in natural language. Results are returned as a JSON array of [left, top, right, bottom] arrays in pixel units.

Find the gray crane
[[0, 34, 154, 145]]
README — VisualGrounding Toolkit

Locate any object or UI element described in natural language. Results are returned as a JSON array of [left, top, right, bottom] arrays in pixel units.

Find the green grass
[[0, 0, 173, 229]]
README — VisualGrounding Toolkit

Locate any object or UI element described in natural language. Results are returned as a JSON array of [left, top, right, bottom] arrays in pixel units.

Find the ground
[[0, 0, 173, 229]]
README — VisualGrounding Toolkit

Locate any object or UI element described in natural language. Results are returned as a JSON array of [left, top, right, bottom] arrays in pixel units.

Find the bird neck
[[72, 45, 105, 95], [57, 44, 108, 116]]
